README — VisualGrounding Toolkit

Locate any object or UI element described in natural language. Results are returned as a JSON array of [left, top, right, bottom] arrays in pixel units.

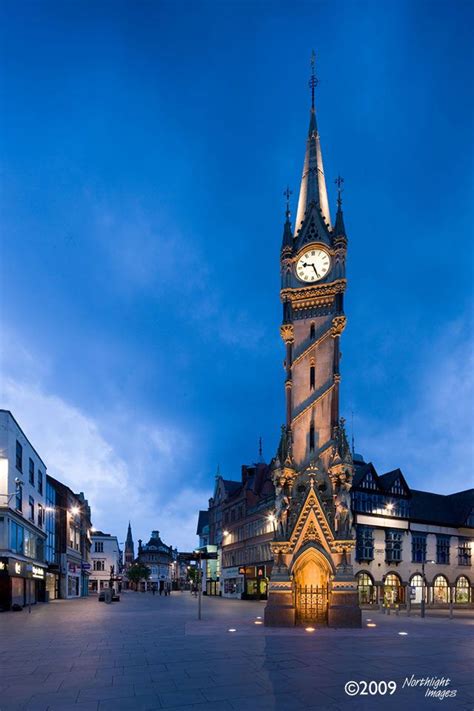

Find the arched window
[[433, 575, 449, 604], [309, 423, 315, 452], [310, 323, 315, 340], [455, 576, 470, 604], [384, 573, 402, 604], [310, 365, 315, 390], [409, 574, 424, 604], [357, 572, 375, 605]]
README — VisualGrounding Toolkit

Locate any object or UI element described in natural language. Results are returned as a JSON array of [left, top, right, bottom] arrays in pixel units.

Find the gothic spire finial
[[284, 185, 292, 218], [309, 49, 318, 110], [335, 174, 344, 208], [334, 175, 346, 236], [258, 436, 263, 463]]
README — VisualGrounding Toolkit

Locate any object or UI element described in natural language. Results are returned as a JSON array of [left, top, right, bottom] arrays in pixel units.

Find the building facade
[[47, 476, 92, 599], [89, 532, 122, 593], [220, 464, 275, 600], [137, 530, 173, 592], [0, 410, 48, 610], [264, 59, 360, 627], [351, 461, 473, 608]]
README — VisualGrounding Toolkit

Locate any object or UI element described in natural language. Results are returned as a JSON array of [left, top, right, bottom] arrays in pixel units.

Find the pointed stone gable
[[289, 484, 334, 555]]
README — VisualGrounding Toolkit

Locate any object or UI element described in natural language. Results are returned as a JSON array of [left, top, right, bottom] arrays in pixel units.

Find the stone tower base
[[328, 589, 361, 628], [264, 566, 295, 627]]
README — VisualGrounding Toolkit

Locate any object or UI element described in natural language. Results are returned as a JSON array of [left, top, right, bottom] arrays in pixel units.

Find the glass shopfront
[[357, 572, 377, 605], [383, 573, 404, 604], [0, 557, 46, 609]]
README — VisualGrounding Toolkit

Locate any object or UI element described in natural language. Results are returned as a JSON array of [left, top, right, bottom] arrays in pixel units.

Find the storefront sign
[[0, 558, 7, 573], [68, 562, 77, 573], [81, 563, 91, 570], [29, 565, 45, 580]]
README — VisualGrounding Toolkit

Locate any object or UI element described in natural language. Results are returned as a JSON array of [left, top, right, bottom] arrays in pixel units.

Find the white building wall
[[89, 534, 121, 591]]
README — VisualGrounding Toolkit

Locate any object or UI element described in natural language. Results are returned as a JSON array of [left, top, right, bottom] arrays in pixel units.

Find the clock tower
[[264, 56, 361, 627]]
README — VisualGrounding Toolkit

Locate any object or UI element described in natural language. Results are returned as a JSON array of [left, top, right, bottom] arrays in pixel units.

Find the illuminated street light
[[223, 529, 230, 537], [70, 506, 80, 515]]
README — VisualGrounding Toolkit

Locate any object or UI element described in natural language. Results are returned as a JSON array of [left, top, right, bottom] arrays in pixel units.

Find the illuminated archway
[[291, 543, 334, 588]]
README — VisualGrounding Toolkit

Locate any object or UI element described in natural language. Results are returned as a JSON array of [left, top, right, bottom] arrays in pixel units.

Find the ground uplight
[[305, 627, 315, 632], [367, 623, 377, 627], [228, 628, 236, 632]]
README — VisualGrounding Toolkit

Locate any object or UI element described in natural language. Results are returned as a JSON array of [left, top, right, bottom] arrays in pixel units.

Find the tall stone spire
[[124, 521, 135, 568], [294, 52, 331, 235]]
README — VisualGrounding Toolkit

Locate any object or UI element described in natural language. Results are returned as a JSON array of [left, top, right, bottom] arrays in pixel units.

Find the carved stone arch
[[290, 541, 335, 588]]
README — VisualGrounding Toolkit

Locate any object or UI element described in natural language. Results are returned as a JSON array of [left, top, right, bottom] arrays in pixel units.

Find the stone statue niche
[[334, 472, 353, 539]]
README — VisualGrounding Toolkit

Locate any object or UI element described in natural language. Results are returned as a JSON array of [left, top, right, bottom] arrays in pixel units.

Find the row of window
[[356, 527, 472, 566], [16, 441, 44, 494], [10, 520, 44, 560], [352, 492, 410, 517], [357, 572, 471, 604], [14, 485, 44, 528], [222, 543, 272, 568]]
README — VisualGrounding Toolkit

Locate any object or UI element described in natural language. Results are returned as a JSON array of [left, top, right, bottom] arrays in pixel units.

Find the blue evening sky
[[1, 0, 473, 549]]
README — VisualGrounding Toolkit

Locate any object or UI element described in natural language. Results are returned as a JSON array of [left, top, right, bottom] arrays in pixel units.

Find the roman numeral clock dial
[[295, 248, 331, 282]]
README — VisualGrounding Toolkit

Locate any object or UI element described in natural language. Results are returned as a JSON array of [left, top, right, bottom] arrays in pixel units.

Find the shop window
[[357, 572, 376, 605], [16, 440, 23, 472], [10, 521, 24, 554], [24, 529, 36, 558], [433, 575, 449, 604], [356, 526, 374, 562], [385, 530, 403, 564], [455, 576, 470, 604], [384, 573, 402, 604], [29, 496, 35, 522], [436, 535, 450, 565], [29, 458, 35, 485], [458, 538, 472, 566], [412, 533, 427, 563]]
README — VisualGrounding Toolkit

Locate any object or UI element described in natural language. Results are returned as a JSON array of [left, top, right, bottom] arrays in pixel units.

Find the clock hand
[[312, 264, 320, 278]]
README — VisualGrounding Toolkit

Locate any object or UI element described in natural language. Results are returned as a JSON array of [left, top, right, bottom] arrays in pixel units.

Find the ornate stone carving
[[280, 323, 295, 343], [331, 315, 347, 337]]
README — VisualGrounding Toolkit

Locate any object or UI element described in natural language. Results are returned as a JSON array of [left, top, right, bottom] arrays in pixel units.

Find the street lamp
[[223, 529, 229, 537], [420, 559, 436, 618]]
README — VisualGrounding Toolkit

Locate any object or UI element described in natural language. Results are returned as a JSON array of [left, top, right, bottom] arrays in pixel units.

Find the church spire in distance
[[294, 51, 331, 235]]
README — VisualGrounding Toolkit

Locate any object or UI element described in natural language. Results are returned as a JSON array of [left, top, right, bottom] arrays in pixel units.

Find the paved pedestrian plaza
[[0, 592, 473, 711]]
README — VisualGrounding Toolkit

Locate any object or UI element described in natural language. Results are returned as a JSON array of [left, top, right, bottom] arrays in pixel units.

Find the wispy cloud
[[0, 364, 209, 550], [355, 320, 474, 494], [90, 197, 268, 350]]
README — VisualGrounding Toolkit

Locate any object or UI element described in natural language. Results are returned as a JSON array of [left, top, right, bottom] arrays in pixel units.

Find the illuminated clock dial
[[295, 248, 331, 282]]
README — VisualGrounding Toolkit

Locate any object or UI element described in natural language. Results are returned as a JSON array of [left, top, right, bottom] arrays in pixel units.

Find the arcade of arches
[[356, 571, 472, 607]]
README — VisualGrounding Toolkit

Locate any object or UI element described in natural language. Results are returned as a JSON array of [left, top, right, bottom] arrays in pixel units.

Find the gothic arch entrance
[[291, 546, 333, 625]]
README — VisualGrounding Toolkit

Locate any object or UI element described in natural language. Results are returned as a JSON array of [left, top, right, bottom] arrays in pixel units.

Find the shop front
[[221, 566, 244, 599], [240, 565, 270, 600], [0, 557, 47, 610], [66, 561, 81, 598]]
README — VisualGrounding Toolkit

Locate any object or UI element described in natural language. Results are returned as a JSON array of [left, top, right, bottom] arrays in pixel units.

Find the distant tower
[[124, 522, 135, 569]]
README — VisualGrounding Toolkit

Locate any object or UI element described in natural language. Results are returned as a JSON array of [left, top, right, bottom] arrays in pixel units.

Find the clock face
[[295, 248, 331, 283]]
